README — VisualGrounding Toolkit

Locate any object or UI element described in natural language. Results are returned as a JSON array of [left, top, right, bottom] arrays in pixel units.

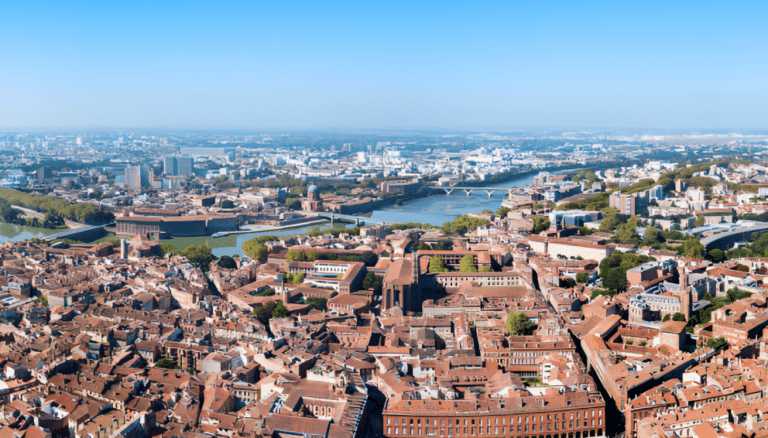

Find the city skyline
[[1, 1, 767, 131]]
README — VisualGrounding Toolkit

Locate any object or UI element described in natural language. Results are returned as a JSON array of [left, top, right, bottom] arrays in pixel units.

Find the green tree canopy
[[243, 240, 269, 262], [576, 272, 589, 284], [428, 255, 448, 273], [286, 272, 305, 286], [506, 312, 536, 336], [441, 215, 489, 236], [155, 358, 175, 369], [459, 254, 478, 273], [217, 255, 237, 269], [159, 243, 178, 256], [706, 336, 729, 352], [603, 268, 627, 293], [286, 249, 306, 262], [272, 300, 288, 318], [641, 226, 665, 247], [362, 272, 383, 294], [680, 237, 705, 259], [708, 249, 725, 262], [532, 216, 550, 234], [180, 244, 217, 274], [305, 297, 327, 311], [285, 198, 302, 210], [614, 217, 640, 245], [599, 207, 619, 232]]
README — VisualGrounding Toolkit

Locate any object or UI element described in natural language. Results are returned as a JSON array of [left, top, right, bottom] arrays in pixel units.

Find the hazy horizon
[[2, 1, 767, 131]]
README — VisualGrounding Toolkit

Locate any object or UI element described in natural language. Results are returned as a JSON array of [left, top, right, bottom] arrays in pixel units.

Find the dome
[[307, 184, 318, 193]]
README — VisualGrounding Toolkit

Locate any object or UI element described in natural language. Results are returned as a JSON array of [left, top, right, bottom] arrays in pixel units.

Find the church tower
[[678, 265, 692, 320]]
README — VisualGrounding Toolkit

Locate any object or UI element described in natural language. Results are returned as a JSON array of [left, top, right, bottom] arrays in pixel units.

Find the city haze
[[1, 1, 767, 131]]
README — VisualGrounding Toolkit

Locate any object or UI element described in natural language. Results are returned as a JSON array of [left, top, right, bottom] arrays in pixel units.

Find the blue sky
[[1, 1, 766, 131]]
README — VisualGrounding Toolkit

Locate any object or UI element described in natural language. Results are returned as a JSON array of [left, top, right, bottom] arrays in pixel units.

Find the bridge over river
[[44, 224, 111, 243], [302, 211, 387, 226], [425, 186, 512, 197]]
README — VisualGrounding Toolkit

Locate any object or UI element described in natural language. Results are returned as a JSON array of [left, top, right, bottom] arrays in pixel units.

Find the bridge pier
[[355, 217, 360, 226], [464, 189, 473, 196], [444, 189, 454, 196], [485, 190, 494, 197]]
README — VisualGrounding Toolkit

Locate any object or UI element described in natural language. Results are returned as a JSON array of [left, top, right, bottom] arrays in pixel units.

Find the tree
[[681, 237, 705, 259], [641, 226, 664, 247], [662, 314, 671, 322], [37, 294, 48, 304], [286, 249, 306, 262], [561, 278, 576, 289], [285, 198, 302, 210], [706, 336, 729, 352], [286, 272, 305, 286], [708, 249, 725, 262], [304, 250, 320, 261], [693, 216, 705, 227], [496, 206, 511, 217], [506, 312, 536, 336], [726, 288, 752, 302], [255, 288, 276, 297], [603, 267, 627, 293], [220, 200, 235, 209], [243, 240, 268, 262], [160, 243, 178, 256], [672, 312, 686, 322], [614, 217, 640, 245], [428, 255, 448, 273], [272, 301, 288, 318], [305, 297, 327, 311], [0, 205, 23, 224], [599, 208, 619, 232], [361, 251, 378, 267], [459, 254, 478, 273], [532, 217, 550, 234], [576, 272, 589, 284], [218, 255, 237, 269], [362, 272, 383, 294], [155, 358, 175, 369], [441, 215, 489, 236], [180, 244, 217, 274]]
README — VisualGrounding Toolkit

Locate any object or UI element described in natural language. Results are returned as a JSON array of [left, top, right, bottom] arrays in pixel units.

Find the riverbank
[[232, 219, 329, 234]]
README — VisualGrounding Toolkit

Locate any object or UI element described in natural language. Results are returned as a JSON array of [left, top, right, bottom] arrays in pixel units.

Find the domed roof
[[307, 184, 318, 193]]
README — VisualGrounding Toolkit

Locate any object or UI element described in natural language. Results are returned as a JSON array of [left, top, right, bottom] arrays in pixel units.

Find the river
[[0, 172, 538, 257], [367, 173, 536, 225], [0, 222, 58, 244]]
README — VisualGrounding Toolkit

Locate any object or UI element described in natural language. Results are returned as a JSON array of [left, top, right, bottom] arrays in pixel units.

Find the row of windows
[[387, 410, 602, 426], [386, 422, 604, 436]]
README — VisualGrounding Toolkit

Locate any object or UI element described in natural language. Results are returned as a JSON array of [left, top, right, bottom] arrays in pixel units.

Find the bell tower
[[678, 265, 692, 320]]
